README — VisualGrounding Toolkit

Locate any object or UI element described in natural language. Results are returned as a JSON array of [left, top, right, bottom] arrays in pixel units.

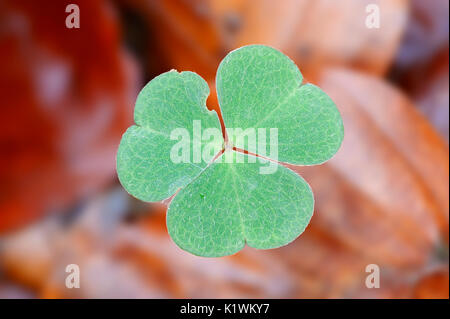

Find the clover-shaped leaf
[[117, 45, 344, 257]]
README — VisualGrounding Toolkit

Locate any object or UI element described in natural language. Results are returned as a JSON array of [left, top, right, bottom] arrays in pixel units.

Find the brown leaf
[[131, 0, 408, 79], [413, 268, 449, 299], [291, 68, 448, 269], [0, 0, 139, 232]]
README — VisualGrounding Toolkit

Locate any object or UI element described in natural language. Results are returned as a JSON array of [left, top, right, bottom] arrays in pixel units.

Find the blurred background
[[0, 0, 448, 298]]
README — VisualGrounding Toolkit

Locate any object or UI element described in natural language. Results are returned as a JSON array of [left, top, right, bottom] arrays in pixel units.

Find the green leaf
[[117, 70, 222, 202], [217, 45, 344, 164], [116, 45, 344, 257], [167, 151, 314, 257]]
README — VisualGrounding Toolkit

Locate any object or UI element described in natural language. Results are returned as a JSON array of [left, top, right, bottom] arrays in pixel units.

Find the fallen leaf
[[0, 0, 139, 232]]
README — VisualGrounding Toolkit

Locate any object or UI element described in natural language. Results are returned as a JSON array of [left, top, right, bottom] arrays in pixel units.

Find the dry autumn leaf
[[292, 67, 448, 272], [128, 0, 408, 79], [0, 0, 138, 232]]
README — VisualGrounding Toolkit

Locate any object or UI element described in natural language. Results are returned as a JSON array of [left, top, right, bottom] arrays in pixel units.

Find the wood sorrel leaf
[[167, 151, 314, 257], [117, 45, 343, 257], [217, 45, 344, 164], [117, 70, 222, 202]]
